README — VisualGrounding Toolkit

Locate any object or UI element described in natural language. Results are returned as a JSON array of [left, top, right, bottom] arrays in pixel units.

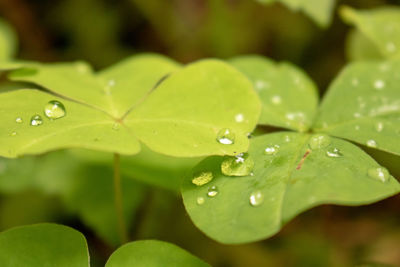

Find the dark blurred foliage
[[1, 0, 400, 266]]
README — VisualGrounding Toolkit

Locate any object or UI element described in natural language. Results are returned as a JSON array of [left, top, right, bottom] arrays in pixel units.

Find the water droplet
[[44, 100, 66, 119], [75, 62, 91, 74], [235, 113, 244, 123], [373, 79, 385, 90], [15, 117, 23, 123], [368, 167, 390, 183], [112, 123, 120, 131], [309, 134, 331, 150], [264, 145, 279, 155], [366, 139, 377, 148], [375, 122, 384, 132], [30, 115, 43, 126], [216, 128, 235, 145], [197, 196, 205, 205], [326, 148, 342, 158], [284, 135, 291, 142], [271, 95, 282, 105], [250, 172, 254, 176], [221, 153, 254, 176], [207, 186, 219, 197], [249, 190, 264, 206], [355, 125, 360, 131], [108, 79, 116, 87], [10, 131, 17, 136], [255, 80, 269, 90], [192, 171, 213, 186]]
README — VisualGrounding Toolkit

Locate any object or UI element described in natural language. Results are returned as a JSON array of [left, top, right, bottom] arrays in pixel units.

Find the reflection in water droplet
[[221, 153, 254, 176], [15, 117, 23, 123], [10, 131, 17, 136], [235, 113, 244, 123], [375, 122, 384, 132], [249, 190, 264, 206], [197, 197, 205, 205], [192, 171, 213, 186], [368, 167, 390, 183], [264, 145, 279, 155], [374, 79, 385, 90], [207, 186, 219, 197], [44, 100, 66, 119], [326, 148, 342, 158], [366, 139, 377, 148], [30, 115, 43, 126], [309, 134, 331, 149], [216, 128, 235, 145]]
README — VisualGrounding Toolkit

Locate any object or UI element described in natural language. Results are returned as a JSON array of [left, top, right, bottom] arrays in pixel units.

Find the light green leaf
[[0, 19, 17, 61], [182, 132, 400, 244], [341, 6, 400, 59], [0, 57, 261, 158], [346, 29, 384, 61], [105, 240, 210, 267], [230, 55, 318, 132], [257, 0, 335, 27], [314, 60, 400, 156], [0, 223, 90, 267]]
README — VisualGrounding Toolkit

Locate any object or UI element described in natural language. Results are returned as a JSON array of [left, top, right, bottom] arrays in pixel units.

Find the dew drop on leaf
[[375, 122, 384, 132], [216, 128, 235, 145], [15, 117, 22, 123], [235, 113, 244, 123], [264, 145, 279, 155], [221, 153, 254, 177], [112, 123, 120, 131], [309, 134, 331, 150], [192, 171, 213, 186], [326, 148, 342, 158], [366, 139, 377, 148], [373, 79, 385, 90], [10, 131, 17, 136], [44, 100, 66, 120], [197, 196, 205, 205], [207, 186, 219, 197], [367, 167, 390, 183], [249, 190, 264, 207], [30, 115, 43, 126], [271, 95, 282, 105]]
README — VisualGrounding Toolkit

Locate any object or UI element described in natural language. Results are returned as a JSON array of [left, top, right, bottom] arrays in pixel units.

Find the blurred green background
[[1, 0, 400, 266]]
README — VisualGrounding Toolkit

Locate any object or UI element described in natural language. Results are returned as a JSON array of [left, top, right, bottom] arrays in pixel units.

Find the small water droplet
[[15, 117, 23, 123], [197, 196, 205, 205], [373, 79, 385, 90], [108, 79, 116, 87], [221, 153, 254, 176], [249, 190, 264, 206], [192, 171, 213, 186], [30, 115, 43, 126], [368, 167, 390, 183], [271, 95, 282, 105], [44, 100, 66, 119], [309, 134, 331, 150], [250, 172, 254, 176], [216, 128, 235, 145], [255, 80, 269, 90], [366, 139, 377, 148], [284, 135, 291, 142], [326, 148, 342, 158], [112, 123, 120, 131], [235, 113, 244, 123], [375, 122, 384, 132], [207, 186, 219, 197], [10, 131, 17, 136], [264, 145, 279, 155]]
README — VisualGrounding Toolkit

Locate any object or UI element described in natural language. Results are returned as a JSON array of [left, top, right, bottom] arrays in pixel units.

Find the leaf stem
[[113, 153, 128, 244]]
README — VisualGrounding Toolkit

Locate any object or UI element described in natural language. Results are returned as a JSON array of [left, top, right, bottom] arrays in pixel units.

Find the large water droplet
[[368, 167, 390, 183], [326, 148, 342, 158], [221, 153, 254, 176], [197, 196, 205, 205], [249, 190, 264, 207], [207, 186, 219, 197], [192, 171, 213, 186], [309, 134, 331, 150], [264, 145, 279, 155], [15, 117, 23, 123], [366, 139, 377, 148], [44, 100, 66, 119], [216, 128, 235, 145], [271, 95, 282, 105], [30, 115, 43, 126]]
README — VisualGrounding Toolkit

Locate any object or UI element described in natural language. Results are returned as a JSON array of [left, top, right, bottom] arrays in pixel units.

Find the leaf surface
[[0, 223, 89, 267], [0, 19, 17, 60], [105, 240, 210, 267], [230, 55, 318, 132], [314, 60, 400, 156], [182, 132, 400, 244]]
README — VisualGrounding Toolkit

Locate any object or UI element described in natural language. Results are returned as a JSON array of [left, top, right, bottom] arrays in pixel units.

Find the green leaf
[[229, 55, 318, 132], [346, 29, 384, 61], [0, 57, 260, 158], [182, 132, 400, 244], [257, 0, 335, 27], [0, 223, 90, 267], [105, 240, 210, 267], [314, 60, 400, 156], [0, 19, 17, 61], [341, 6, 400, 59]]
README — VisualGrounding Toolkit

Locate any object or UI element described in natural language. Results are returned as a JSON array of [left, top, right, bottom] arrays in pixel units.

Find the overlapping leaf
[[230, 55, 318, 132], [314, 60, 400, 156], [0, 55, 261, 158], [182, 132, 400, 244]]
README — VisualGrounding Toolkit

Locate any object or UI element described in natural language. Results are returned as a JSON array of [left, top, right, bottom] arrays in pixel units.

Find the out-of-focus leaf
[[346, 29, 384, 61], [0, 19, 17, 60]]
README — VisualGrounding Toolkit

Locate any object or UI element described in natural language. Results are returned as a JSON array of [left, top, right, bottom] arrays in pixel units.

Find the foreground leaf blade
[[314, 60, 400, 156], [182, 132, 400, 244], [0, 223, 90, 267], [106, 240, 210, 267]]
